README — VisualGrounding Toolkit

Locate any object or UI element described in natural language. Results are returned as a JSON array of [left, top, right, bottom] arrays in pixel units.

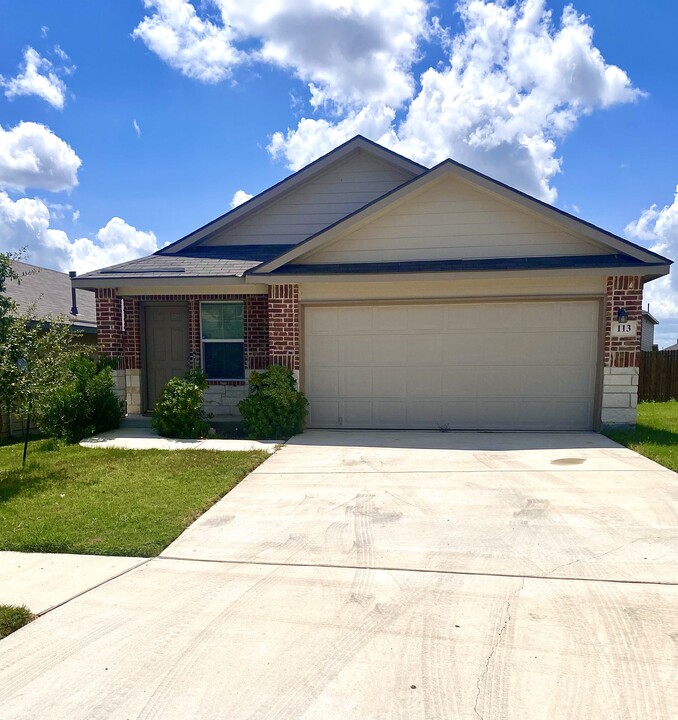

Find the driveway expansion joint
[[157, 555, 677, 587]]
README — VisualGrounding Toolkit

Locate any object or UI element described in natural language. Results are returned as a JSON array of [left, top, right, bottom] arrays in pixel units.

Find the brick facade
[[604, 276, 643, 369], [95, 288, 124, 358], [601, 275, 643, 426], [94, 290, 273, 415], [267, 284, 300, 370]]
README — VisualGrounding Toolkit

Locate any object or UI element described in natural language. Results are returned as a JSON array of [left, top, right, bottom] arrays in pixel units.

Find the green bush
[[39, 356, 125, 442], [238, 365, 308, 440], [151, 369, 211, 438]]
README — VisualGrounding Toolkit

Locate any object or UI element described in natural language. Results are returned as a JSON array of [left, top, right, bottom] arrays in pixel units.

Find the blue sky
[[0, 0, 676, 345]]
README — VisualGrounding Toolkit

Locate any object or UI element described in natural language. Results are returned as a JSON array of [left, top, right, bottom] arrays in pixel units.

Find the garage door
[[304, 301, 600, 430]]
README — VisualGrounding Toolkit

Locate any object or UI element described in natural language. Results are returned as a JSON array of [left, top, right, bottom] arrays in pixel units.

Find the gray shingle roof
[[8, 260, 97, 331], [77, 245, 296, 281]]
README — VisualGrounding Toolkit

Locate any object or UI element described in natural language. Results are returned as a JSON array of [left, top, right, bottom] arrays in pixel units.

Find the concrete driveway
[[1, 431, 676, 719]]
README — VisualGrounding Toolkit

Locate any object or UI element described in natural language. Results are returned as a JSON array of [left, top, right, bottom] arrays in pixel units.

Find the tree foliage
[[0, 251, 85, 462]]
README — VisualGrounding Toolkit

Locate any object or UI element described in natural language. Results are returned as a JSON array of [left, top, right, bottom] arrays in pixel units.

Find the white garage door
[[304, 301, 600, 430]]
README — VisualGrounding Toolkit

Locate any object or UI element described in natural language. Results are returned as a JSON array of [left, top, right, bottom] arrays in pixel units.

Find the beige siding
[[300, 275, 607, 302], [300, 176, 606, 263], [202, 151, 414, 247]]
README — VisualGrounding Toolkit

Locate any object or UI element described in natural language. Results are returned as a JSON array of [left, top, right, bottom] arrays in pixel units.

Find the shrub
[[39, 356, 125, 442], [238, 365, 308, 440], [151, 369, 210, 438]]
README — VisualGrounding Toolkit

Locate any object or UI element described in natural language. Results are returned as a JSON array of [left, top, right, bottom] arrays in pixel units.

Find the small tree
[[0, 251, 84, 465]]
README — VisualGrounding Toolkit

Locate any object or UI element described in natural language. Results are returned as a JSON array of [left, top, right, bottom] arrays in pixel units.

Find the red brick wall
[[95, 288, 123, 358], [123, 298, 141, 370], [268, 284, 300, 370], [95, 292, 270, 383], [604, 276, 643, 368]]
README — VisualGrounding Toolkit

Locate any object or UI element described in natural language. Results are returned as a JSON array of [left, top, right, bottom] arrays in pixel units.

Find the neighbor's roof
[[642, 309, 659, 324], [9, 260, 97, 332]]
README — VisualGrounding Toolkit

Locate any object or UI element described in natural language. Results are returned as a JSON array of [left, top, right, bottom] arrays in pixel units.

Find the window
[[200, 302, 244, 379]]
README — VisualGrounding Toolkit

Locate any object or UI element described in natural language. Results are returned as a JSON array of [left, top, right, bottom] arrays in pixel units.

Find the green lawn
[[0, 439, 268, 556], [604, 400, 678, 472], [0, 604, 35, 639]]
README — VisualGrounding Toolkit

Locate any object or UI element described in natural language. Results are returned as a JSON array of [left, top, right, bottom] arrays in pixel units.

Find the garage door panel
[[340, 336, 373, 364], [339, 366, 373, 396], [304, 301, 599, 430], [372, 336, 409, 364], [408, 335, 444, 364], [373, 367, 408, 396], [306, 336, 339, 366]]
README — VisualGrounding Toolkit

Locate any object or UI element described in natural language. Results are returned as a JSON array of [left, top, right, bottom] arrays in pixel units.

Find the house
[[640, 310, 659, 351], [72, 136, 672, 430], [663, 340, 678, 351], [8, 260, 97, 341]]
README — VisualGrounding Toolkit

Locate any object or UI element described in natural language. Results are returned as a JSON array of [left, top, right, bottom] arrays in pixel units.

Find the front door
[[144, 304, 189, 410]]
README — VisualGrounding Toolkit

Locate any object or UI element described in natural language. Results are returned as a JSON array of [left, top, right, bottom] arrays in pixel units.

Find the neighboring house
[[663, 340, 678, 351], [8, 260, 97, 340], [640, 310, 659, 351], [72, 136, 672, 430]]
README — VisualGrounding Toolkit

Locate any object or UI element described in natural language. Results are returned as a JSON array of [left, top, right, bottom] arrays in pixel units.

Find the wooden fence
[[639, 350, 678, 402]]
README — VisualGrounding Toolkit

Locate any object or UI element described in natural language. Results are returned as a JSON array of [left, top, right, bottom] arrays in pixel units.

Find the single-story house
[[72, 136, 672, 430], [640, 309, 659, 351]]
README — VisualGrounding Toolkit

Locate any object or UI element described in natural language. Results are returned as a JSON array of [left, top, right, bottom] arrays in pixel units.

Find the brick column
[[122, 298, 142, 413], [601, 276, 642, 426], [245, 294, 269, 370], [267, 284, 300, 373], [95, 288, 127, 410]]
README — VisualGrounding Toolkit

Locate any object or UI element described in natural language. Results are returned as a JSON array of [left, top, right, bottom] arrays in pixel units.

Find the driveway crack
[[473, 577, 524, 720]]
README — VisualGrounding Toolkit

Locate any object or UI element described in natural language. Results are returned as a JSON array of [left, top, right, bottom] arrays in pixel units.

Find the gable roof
[[252, 157, 672, 276], [159, 136, 426, 255], [9, 260, 97, 332]]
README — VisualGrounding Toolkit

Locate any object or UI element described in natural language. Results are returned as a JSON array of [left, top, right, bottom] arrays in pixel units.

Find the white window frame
[[199, 301, 245, 380]]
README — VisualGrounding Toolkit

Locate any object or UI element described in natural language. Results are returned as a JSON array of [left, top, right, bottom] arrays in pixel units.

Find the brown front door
[[144, 304, 189, 410]]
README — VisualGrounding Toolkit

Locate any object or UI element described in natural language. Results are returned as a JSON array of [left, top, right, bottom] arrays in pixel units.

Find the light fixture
[[617, 308, 628, 323]]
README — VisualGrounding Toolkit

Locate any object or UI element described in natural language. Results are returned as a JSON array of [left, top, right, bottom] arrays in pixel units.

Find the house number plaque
[[611, 321, 637, 337]]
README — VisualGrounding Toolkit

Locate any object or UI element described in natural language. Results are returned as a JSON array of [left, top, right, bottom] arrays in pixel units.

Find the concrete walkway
[[0, 552, 146, 614], [80, 426, 278, 453], [1, 431, 677, 719]]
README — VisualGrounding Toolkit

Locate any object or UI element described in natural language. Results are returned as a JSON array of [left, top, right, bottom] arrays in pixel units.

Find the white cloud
[[0, 121, 81, 192], [0, 192, 158, 274], [133, 0, 243, 83], [625, 187, 678, 349], [134, 0, 429, 108], [268, 0, 644, 202], [133, 119, 142, 137], [1, 47, 70, 109], [230, 189, 252, 208]]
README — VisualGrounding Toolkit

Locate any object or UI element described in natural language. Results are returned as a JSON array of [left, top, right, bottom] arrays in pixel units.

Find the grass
[[0, 605, 36, 639], [0, 438, 268, 557], [604, 400, 678, 472]]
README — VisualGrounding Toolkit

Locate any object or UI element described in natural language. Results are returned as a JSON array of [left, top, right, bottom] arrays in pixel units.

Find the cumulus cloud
[[0, 192, 158, 274], [133, 0, 243, 83], [1, 46, 71, 109], [230, 189, 253, 208], [134, 0, 429, 108], [625, 187, 678, 348], [0, 121, 81, 192], [269, 0, 643, 202]]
